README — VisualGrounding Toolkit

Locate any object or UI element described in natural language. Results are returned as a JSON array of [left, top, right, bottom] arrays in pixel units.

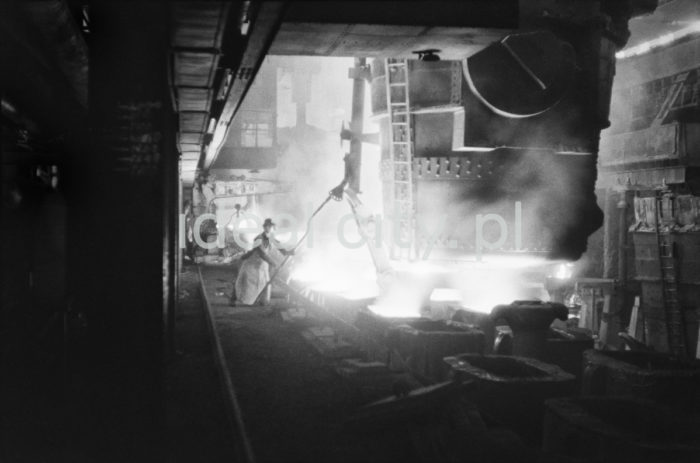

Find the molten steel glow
[[290, 254, 379, 300], [291, 251, 565, 317], [367, 303, 421, 318], [552, 262, 574, 280], [430, 288, 462, 302], [442, 255, 557, 313], [392, 260, 451, 275]]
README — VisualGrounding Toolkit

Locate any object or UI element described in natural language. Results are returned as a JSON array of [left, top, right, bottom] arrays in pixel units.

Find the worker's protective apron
[[235, 248, 271, 305]]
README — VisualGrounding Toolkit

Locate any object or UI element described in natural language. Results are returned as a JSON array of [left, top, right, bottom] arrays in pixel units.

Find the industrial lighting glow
[[290, 256, 379, 300], [454, 146, 497, 152], [429, 288, 462, 302], [367, 303, 420, 318], [555, 151, 593, 156], [291, 251, 558, 318], [616, 22, 700, 59], [205, 122, 227, 165], [553, 262, 574, 280]]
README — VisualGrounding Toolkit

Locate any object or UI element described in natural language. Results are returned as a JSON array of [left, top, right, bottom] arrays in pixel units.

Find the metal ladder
[[655, 193, 687, 356], [384, 58, 415, 260]]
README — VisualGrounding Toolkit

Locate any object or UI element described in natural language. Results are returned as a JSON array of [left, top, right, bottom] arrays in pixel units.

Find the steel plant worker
[[232, 218, 293, 306]]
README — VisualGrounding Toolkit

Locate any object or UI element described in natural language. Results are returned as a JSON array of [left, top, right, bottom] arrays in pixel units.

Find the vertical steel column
[[347, 57, 367, 194], [78, 1, 175, 459]]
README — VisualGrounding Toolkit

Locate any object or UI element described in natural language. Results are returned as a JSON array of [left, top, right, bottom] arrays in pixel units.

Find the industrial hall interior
[[5, 1, 700, 462]]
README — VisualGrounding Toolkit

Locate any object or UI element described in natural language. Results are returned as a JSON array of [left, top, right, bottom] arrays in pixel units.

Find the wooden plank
[[171, 2, 229, 49], [177, 87, 213, 112], [179, 142, 201, 152], [179, 111, 208, 133], [173, 51, 220, 87], [179, 132, 203, 144], [181, 151, 200, 161]]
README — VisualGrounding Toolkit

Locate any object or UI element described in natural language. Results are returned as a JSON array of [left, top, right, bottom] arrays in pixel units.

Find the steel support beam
[[202, 1, 287, 170], [71, 2, 176, 459]]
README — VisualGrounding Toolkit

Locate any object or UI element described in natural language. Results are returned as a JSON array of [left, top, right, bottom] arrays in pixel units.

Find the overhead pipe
[[346, 57, 368, 193]]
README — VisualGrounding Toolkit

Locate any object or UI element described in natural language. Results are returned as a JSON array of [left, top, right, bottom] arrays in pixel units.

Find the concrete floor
[[198, 265, 419, 463], [166, 265, 236, 463]]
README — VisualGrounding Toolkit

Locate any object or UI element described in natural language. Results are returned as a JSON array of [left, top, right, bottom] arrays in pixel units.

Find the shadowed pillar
[[71, 2, 177, 459]]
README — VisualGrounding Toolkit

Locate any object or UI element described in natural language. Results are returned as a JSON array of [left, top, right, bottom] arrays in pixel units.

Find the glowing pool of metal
[[290, 257, 379, 301], [290, 253, 568, 317]]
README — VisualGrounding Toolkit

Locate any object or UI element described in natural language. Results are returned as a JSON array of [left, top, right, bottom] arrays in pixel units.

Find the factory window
[[241, 122, 273, 148]]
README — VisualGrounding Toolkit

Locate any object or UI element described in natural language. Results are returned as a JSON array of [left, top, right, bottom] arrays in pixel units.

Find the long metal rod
[[501, 38, 547, 90], [252, 194, 333, 304]]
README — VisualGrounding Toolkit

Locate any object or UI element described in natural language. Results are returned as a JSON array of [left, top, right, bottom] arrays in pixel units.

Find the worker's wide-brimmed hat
[[263, 218, 276, 227]]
